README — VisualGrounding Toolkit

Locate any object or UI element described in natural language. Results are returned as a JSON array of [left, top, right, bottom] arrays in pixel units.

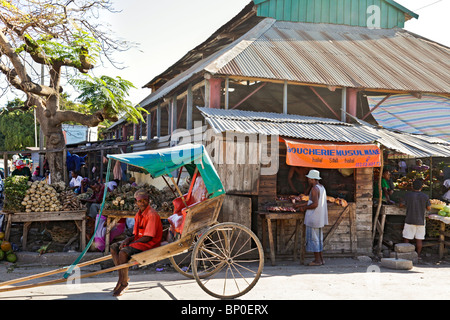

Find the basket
[[46, 224, 78, 243], [426, 218, 450, 238]]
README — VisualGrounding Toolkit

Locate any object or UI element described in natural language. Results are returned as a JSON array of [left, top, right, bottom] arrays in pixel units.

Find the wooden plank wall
[[209, 132, 261, 196], [354, 167, 374, 255]]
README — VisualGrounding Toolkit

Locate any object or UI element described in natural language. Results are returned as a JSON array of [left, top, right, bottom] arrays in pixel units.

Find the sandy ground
[[1, 256, 449, 301]]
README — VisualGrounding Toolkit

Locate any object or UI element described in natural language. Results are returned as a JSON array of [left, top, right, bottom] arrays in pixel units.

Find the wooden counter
[[0, 210, 86, 251], [377, 205, 449, 259], [258, 211, 305, 266]]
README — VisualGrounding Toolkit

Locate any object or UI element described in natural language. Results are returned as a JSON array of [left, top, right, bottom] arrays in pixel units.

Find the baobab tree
[[0, 0, 145, 182]]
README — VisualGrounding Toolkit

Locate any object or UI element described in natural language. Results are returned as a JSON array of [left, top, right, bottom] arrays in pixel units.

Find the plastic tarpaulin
[[368, 94, 450, 142], [107, 144, 225, 198]]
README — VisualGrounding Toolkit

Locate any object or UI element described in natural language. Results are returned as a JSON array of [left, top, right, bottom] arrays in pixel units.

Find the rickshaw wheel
[[169, 226, 220, 279], [191, 222, 264, 299], [169, 234, 200, 279]]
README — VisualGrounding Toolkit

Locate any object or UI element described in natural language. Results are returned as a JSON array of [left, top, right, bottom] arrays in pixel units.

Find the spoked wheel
[[169, 228, 221, 279], [191, 222, 264, 299], [169, 234, 201, 279]]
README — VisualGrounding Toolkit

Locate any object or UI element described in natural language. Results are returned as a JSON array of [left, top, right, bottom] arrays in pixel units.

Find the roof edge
[[385, 0, 419, 20]]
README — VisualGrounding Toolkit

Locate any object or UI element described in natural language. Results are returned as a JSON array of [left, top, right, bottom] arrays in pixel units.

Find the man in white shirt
[[69, 171, 83, 193], [294, 170, 328, 266]]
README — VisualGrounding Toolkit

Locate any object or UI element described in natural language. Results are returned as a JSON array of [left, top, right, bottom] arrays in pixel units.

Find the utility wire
[[414, 0, 444, 11]]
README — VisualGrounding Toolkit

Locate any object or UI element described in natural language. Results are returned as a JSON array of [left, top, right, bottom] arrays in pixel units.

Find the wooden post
[[3, 152, 7, 178], [346, 88, 358, 119], [186, 84, 193, 130], [341, 88, 347, 122], [224, 76, 230, 110], [157, 103, 161, 138], [372, 146, 384, 244], [63, 147, 68, 185], [283, 81, 288, 114], [171, 96, 177, 134], [208, 78, 222, 109]]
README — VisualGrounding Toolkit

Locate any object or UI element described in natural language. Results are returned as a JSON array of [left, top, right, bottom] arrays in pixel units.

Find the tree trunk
[[32, 95, 65, 183]]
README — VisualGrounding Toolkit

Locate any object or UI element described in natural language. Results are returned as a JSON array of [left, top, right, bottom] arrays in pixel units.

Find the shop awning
[[368, 94, 450, 143], [282, 138, 382, 169]]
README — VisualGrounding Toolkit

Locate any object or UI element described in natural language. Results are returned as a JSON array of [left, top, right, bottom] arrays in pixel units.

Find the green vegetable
[[3, 176, 29, 212]]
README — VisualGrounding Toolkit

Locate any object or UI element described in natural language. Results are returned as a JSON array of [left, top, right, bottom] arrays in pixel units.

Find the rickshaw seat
[[169, 174, 207, 235]]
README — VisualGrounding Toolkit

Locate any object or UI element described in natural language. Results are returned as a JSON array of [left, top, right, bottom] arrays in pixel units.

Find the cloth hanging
[[113, 160, 122, 180]]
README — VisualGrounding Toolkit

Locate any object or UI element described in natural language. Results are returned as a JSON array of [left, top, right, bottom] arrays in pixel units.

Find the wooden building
[[104, 0, 450, 257]]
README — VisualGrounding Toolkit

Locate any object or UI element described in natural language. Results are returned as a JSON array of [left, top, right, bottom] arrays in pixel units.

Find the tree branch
[[55, 110, 105, 127], [0, 31, 58, 97]]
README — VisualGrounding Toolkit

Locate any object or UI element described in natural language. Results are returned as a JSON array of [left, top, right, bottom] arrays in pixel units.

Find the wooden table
[[377, 206, 448, 258], [427, 214, 450, 259], [0, 210, 86, 251], [102, 210, 136, 254], [258, 211, 305, 266]]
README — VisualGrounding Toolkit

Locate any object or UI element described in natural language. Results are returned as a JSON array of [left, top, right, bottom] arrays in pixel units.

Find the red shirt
[[129, 205, 163, 251]]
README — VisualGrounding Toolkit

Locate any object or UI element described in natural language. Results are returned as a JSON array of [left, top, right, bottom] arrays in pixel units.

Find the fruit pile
[[0, 232, 17, 263], [22, 181, 62, 212]]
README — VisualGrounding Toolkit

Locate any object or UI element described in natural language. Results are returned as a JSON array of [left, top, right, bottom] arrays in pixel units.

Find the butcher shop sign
[[283, 139, 381, 169]]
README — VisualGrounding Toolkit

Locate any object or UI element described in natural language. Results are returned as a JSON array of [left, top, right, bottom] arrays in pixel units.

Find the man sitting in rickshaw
[[110, 189, 163, 297]]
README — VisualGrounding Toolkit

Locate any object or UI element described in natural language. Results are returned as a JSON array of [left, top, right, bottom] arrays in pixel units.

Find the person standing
[[295, 169, 328, 266], [401, 179, 431, 258]]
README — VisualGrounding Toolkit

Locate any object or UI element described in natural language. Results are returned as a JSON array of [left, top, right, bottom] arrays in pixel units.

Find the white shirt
[[304, 184, 328, 229], [69, 175, 83, 188]]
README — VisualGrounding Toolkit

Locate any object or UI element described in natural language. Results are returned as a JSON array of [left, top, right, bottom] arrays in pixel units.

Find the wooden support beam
[[232, 82, 267, 110], [362, 94, 392, 120], [309, 86, 341, 120]]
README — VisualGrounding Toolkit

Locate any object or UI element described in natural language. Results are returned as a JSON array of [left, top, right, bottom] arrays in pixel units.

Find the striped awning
[[368, 94, 450, 142]]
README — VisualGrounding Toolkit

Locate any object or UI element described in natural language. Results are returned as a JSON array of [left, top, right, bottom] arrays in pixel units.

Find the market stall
[[377, 201, 450, 259], [1, 177, 87, 255], [258, 138, 382, 259]]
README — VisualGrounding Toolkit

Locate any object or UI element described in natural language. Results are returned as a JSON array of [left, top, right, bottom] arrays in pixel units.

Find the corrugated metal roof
[[198, 107, 379, 143], [140, 18, 450, 109], [211, 21, 450, 94], [199, 107, 450, 157], [357, 125, 450, 158]]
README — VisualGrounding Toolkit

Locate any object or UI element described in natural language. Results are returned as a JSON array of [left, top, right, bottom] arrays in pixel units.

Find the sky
[[1, 0, 449, 107], [97, 0, 450, 106]]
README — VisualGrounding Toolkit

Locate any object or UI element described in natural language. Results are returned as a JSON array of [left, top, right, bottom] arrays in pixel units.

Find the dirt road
[[1, 257, 449, 301]]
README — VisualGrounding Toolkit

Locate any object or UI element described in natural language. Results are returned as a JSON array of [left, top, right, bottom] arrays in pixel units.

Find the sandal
[[113, 282, 129, 297], [308, 261, 323, 266]]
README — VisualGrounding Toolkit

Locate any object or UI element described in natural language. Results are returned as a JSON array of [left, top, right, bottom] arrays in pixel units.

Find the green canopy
[[108, 144, 225, 198]]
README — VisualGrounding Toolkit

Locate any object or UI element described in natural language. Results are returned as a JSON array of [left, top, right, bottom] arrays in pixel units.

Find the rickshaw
[[0, 144, 264, 299]]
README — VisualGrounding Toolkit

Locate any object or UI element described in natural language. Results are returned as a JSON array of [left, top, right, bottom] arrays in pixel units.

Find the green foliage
[[0, 99, 37, 151], [70, 75, 147, 124], [16, 31, 100, 68], [3, 176, 29, 212]]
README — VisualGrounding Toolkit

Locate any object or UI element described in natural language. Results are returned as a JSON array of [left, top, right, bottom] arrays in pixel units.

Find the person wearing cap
[[11, 160, 32, 181], [110, 189, 163, 296], [294, 169, 328, 266]]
